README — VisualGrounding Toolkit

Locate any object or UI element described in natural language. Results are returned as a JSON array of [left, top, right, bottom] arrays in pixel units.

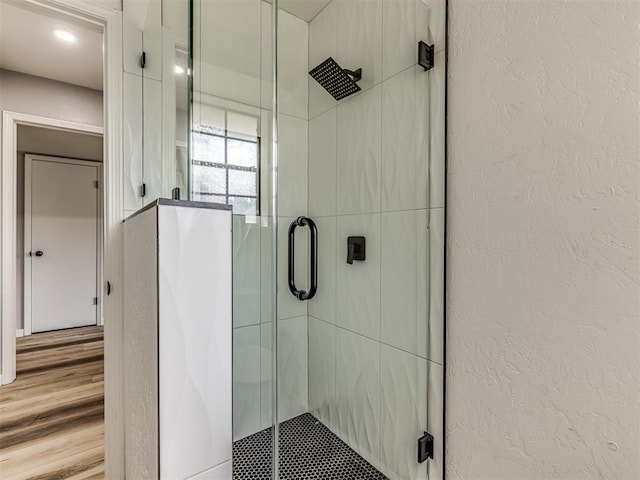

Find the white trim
[[0, 1, 123, 477], [1, 112, 17, 386], [23, 154, 103, 336], [16, 329, 24, 338], [2, 113, 103, 136], [24, 155, 32, 335]]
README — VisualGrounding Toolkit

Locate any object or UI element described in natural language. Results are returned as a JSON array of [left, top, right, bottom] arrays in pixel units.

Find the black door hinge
[[418, 41, 434, 72], [140, 183, 147, 198], [140, 51, 146, 69], [93, 297, 98, 305], [417, 432, 434, 463]]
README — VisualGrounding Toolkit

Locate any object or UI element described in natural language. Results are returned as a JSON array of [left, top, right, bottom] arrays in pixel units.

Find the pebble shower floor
[[233, 413, 388, 479]]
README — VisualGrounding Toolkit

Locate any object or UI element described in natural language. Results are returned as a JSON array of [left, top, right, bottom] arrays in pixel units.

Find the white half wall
[[447, 1, 640, 479]]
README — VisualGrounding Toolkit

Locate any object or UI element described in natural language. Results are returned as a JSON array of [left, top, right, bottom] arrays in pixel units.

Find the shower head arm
[[343, 68, 362, 83]]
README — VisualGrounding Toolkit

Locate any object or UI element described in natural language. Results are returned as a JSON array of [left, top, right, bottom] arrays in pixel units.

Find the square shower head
[[309, 57, 362, 101]]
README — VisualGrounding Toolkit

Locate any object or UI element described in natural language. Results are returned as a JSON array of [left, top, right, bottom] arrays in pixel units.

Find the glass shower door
[[190, 0, 443, 478], [273, 0, 435, 478]]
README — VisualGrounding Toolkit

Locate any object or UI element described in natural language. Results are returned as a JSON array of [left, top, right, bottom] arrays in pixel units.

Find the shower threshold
[[233, 413, 388, 480]]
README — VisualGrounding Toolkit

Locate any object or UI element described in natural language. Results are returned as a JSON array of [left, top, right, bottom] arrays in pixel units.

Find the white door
[[25, 155, 100, 333]]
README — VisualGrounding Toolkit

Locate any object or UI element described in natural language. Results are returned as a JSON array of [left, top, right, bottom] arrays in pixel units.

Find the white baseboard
[[16, 329, 24, 338]]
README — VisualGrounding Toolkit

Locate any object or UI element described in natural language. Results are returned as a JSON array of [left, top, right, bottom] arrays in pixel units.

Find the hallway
[[0, 326, 104, 479]]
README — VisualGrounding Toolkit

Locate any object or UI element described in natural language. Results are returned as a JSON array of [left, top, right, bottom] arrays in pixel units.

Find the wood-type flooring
[[0, 326, 104, 479]]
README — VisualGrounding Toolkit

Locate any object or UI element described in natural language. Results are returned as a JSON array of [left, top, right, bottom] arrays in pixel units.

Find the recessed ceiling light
[[54, 29, 77, 43], [175, 65, 185, 75]]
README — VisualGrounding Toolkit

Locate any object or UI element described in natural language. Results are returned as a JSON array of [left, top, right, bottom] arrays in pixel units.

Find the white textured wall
[[447, 1, 640, 479]]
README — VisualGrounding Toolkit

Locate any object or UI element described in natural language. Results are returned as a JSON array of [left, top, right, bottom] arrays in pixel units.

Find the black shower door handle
[[288, 217, 317, 301]]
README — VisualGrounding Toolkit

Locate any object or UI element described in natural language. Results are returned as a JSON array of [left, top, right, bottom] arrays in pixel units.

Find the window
[[191, 109, 260, 215]]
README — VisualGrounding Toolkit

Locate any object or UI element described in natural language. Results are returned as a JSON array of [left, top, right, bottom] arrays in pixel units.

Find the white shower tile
[[233, 325, 262, 441], [122, 0, 143, 75], [278, 114, 308, 217], [123, 73, 143, 212], [260, 323, 273, 430], [309, 0, 337, 67], [416, 210, 429, 358], [309, 108, 337, 217], [428, 208, 444, 365], [260, 217, 274, 324], [141, 0, 162, 81], [143, 77, 162, 205], [381, 211, 417, 354], [337, 0, 383, 91], [308, 217, 337, 324], [416, 64, 430, 209], [308, 317, 336, 425], [336, 214, 381, 341], [427, 360, 444, 480], [260, 2, 273, 111], [233, 216, 261, 328], [277, 11, 309, 119], [278, 317, 309, 422], [379, 346, 428, 480], [381, 67, 419, 212], [335, 328, 381, 462], [124, 210, 138, 221], [277, 217, 308, 320], [429, 51, 445, 209], [337, 85, 382, 215], [382, 0, 417, 81], [416, 0, 429, 46], [162, 0, 189, 40], [419, 0, 446, 53], [309, 0, 338, 118], [198, 0, 261, 107], [188, 460, 232, 479]]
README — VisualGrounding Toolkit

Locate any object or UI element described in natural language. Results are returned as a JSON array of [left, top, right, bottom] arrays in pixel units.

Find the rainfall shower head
[[309, 58, 362, 101]]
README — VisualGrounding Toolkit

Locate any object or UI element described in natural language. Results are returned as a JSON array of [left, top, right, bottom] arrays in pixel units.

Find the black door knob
[[35, 250, 44, 257]]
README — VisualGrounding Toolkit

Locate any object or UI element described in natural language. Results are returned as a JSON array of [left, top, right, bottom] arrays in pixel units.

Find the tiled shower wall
[[306, 0, 445, 479]]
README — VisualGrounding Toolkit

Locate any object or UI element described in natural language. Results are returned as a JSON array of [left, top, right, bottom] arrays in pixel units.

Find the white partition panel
[[124, 199, 233, 480]]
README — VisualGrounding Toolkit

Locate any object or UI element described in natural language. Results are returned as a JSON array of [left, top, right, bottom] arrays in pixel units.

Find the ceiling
[[276, 0, 332, 22], [0, 1, 103, 91]]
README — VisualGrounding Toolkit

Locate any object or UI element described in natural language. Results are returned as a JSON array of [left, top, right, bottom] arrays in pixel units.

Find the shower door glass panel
[[276, 0, 435, 479], [190, 0, 278, 476]]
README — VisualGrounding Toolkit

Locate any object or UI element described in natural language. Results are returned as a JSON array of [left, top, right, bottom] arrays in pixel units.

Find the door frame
[[0, 0, 124, 476], [23, 154, 103, 335], [2, 113, 105, 382]]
